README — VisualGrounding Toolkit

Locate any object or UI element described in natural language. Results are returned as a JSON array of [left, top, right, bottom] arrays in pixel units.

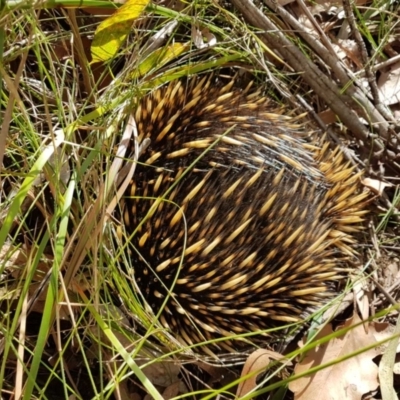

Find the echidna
[[120, 75, 367, 352]]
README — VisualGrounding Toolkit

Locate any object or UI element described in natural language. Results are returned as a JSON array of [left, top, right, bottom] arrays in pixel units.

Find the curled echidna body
[[120, 75, 367, 351]]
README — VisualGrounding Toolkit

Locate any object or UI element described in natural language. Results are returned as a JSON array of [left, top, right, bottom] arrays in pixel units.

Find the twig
[[342, 0, 394, 122], [231, 0, 381, 149], [260, 0, 390, 139]]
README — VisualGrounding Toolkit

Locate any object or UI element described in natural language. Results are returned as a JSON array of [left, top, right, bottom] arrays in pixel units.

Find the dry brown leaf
[[142, 361, 181, 387], [162, 381, 187, 399], [1, 244, 52, 282], [378, 61, 400, 106], [362, 177, 393, 195], [289, 315, 381, 400], [317, 109, 337, 124], [332, 39, 362, 68], [382, 261, 400, 289], [237, 348, 289, 398], [1, 244, 28, 269], [371, 320, 400, 353]]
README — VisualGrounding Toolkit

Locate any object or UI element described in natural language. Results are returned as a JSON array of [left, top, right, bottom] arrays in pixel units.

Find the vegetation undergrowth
[[1, 0, 400, 399]]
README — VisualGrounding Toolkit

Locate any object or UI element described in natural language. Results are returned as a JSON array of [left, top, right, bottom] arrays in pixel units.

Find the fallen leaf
[[142, 361, 181, 387], [378, 61, 400, 106], [133, 43, 188, 78], [362, 177, 393, 195], [237, 348, 289, 398], [290, 315, 381, 400], [91, 0, 150, 63]]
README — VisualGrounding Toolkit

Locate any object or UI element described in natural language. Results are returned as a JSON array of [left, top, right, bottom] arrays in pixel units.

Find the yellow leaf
[[133, 43, 188, 78], [91, 0, 150, 63]]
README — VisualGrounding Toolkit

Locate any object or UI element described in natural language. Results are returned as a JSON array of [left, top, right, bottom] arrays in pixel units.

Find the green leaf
[[91, 0, 150, 63]]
